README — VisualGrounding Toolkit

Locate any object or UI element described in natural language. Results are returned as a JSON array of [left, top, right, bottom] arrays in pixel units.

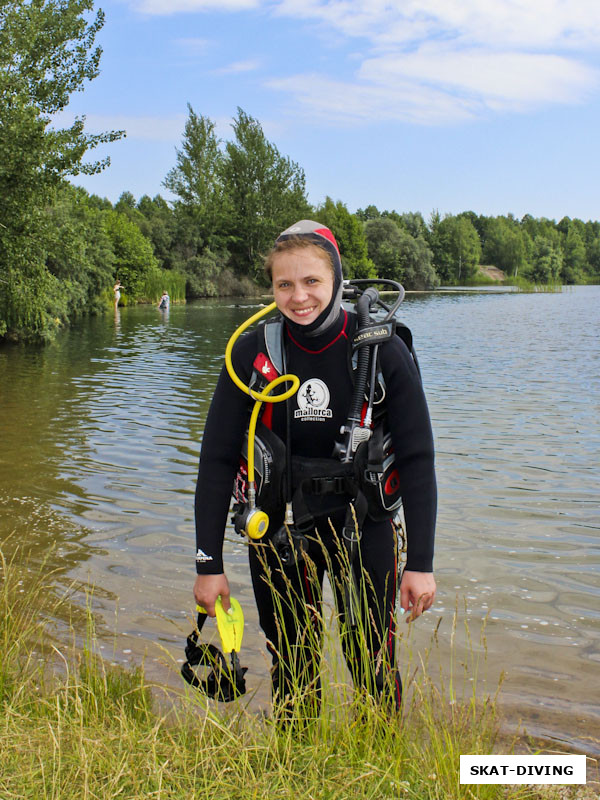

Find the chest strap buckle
[[310, 475, 346, 495]]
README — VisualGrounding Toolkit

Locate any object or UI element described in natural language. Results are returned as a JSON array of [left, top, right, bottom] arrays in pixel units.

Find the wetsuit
[[194, 306, 436, 709]]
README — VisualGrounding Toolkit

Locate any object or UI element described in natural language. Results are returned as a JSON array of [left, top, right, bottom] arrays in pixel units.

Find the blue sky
[[64, 0, 600, 221]]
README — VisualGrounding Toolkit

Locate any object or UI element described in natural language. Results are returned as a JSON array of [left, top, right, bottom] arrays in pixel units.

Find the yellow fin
[[214, 597, 244, 654]]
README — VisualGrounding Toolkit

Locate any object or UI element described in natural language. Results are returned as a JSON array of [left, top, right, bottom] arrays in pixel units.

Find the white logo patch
[[294, 378, 332, 421], [195, 548, 213, 563]]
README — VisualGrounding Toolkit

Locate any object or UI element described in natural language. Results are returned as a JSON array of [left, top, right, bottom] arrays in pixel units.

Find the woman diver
[[192, 220, 436, 712]]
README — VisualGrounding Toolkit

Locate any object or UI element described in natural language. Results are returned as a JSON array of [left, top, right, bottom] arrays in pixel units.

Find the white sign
[[460, 755, 587, 784]]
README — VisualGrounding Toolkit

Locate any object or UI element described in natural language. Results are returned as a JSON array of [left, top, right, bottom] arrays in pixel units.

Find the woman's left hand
[[399, 570, 436, 622]]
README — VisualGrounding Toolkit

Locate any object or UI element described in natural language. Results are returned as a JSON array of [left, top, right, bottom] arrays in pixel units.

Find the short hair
[[264, 236, 335, 280]]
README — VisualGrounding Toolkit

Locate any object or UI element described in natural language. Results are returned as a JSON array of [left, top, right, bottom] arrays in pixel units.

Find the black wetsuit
[[195, 308, 436, 708]]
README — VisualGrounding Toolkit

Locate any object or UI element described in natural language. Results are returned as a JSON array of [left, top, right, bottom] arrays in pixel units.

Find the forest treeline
[[1, 1, 599, 344]]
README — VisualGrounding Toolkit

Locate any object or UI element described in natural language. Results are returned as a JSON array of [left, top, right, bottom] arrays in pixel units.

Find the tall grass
[[0, 542, 594, 799], [503, 276, 563, 293], [139, 269, 187, 304], [464, 272, 501, 287]]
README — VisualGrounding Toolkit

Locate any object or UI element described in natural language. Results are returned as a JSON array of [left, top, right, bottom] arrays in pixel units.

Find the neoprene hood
[[275, 220, 344, 337]]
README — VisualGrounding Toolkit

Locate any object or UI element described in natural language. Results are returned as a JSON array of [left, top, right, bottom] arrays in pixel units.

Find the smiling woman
[[268, 242, 335, 327], [192, 218, 437, 718]]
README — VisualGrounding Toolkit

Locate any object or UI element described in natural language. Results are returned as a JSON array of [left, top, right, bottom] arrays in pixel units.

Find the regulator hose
[[225, 302, 300, 537]]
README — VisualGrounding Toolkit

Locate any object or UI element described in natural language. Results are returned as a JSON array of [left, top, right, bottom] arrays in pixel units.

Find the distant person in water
[[114, 280, 123, 308], [158, 291, 170, 310]]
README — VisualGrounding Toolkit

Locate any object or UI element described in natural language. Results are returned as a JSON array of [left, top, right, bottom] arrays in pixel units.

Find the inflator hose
[[347, 288, 379, 425]]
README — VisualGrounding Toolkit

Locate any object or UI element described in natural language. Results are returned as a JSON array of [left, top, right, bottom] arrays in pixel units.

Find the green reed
[[504, 276, 563, 292], [139, 269, 187, 304]]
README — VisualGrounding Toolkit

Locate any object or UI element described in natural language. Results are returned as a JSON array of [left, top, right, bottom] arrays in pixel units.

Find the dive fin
[[196, 596, 244, 654]]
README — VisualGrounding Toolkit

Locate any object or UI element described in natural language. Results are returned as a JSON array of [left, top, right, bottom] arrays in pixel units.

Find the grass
[[446, 270, 563, 292], [464, 272, 502, 287], [503, 276, 563, 293], [0, 542, 596, 799], [139, 269, 187, 304]]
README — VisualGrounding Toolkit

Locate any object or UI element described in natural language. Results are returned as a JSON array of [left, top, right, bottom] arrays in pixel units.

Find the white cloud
[[212, 59, 262, 75], [360, 47, 597, 108], [274, 0, 600, 51], [129, 0, 600, 124], [267, 73, 479, 125], [268, 0, 600, 123]]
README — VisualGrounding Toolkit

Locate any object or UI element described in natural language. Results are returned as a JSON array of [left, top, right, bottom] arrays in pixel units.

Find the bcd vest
[[232, 309, 419, 527]]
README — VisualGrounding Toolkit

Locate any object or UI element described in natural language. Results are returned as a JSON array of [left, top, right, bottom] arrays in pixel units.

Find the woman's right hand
[[193, 573, 231, 617]]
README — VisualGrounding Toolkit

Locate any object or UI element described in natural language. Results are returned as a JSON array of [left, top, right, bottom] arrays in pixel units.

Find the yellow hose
[[224, 302, 299, 486]]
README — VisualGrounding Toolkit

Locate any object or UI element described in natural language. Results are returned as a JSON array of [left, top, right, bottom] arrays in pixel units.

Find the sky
[[63, 0, 600, 221]]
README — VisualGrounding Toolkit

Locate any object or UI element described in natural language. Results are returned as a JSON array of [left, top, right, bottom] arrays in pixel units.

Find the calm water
[[1, 286, 599, 752]]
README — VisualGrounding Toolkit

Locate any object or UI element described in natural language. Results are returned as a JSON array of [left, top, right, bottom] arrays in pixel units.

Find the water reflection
[[0, 289, 599, 750]]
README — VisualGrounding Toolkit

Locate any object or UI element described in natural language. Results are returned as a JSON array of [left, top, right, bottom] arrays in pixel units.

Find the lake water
[[1, 285, 599, 753]]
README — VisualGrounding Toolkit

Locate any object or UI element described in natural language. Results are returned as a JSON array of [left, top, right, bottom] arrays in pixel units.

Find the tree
[[364, 218, 405, 279], [316, 198, 376, 279], [136, 194, 176, 270], [355, 204, 381, 221], [103, 210, 159, 298], [163, 105, 227, 252], [458, 210, 487, 240], [526, 236, 563, 283], [583, 221, 600, 279], [400, 234, 439, 290], [396, 211, 428, 239], [222, 108, 312, 278], [561, 224, 587, 283], [0, 0, 123, 341], [45, 184, 115, 318], [429, 214, 481, 284], [482, 217, 530, 276], [364, 217, 438, 289]]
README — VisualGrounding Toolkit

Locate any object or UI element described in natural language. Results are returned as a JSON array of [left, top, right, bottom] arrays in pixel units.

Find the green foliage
[[429, 214, 481, 285], [163, 105, 228, 253], [525, 236, 564, 284], [103, 209, 159, 299], [364, 217, 405, 279], [45, 185, 115, 315], [561, 224, 587, 284], [355, 204, 382, 221], [136, 194, 176, 269], [223, 108, 312, 278], [396, 210, 428, 239], [584, 233, 600, 278], [316, 197, 376, 279], [468, 270, 500, 286], [364, 217, 438, 290], [6, 44, 600, 345], [481, 217, 530, 277], [0, 0, 123, 342], [139, 269, 187, 304], [184, 249, 222, 297]]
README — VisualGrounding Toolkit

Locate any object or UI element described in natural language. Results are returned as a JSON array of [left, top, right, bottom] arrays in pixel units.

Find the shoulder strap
[[395, 321, 413, 353], [248, 318, 283, 391], [262, 317, 285, 375]]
